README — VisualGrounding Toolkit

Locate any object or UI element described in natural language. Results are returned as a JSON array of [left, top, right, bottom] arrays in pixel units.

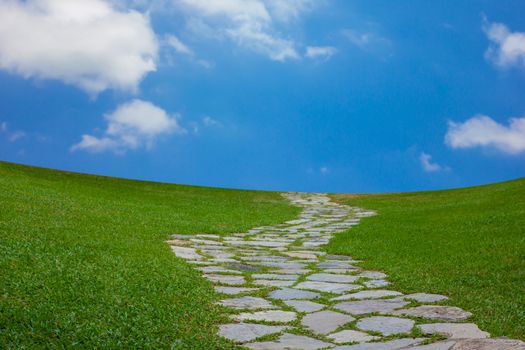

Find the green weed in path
[[328, 178, 525, 340], [0, 161, 300, 349]]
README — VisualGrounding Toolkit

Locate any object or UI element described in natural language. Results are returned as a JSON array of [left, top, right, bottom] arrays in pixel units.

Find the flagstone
[[403, 293, 448, 303], [233, 310, 297, 323], [364, 280, 391, 288], [332, 290, 403, 301], [253, 279, 295, 287], [356, 316, 415, 336], [227, 263, 261, 271], [252, 274, 299, 281], [218, 296, 278, 309], [307, 273, 360, 283], [283, 299, 325, 312], [170, 246, 203, 260], [214, 286, 258, 295], [334, 299, 409, 315], [331, 338, 423, 350], [417, 323, 489, 339], [328, 329, 380, 344], [246, 333, 334, 350], [452, 339, 525, 350], [269, 288, 321, 300], [218, 323, 285, 343], [392, 305, 472, 321], [203, 274, 245, 285], [296, 281, 362, 294], [301, 310, 355, 334]]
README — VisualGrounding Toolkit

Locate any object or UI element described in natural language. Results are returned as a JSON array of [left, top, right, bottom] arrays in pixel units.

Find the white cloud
[[202, 116, 221, 127], [179, 0, 314, 61], [342, 29, 391, 54], [166, 34, 194, 55], [0, 0, 158, 94], [305, 46, 337, 60], [484, 21, 525, 69], [419, 152, 446, 172], [0, 122, 26, 142], [72, 99, 184, 153], [445, 115, 525, 154]]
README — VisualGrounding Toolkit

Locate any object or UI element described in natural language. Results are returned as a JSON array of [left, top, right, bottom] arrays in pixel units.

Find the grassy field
[[0, 161, 300, 349], [328, 178, 525, 341]]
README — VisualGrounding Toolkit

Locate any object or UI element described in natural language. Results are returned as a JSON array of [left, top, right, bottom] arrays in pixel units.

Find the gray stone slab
[[283, 299, 325, 313], [408, 341, 457, 350], [332, 290, 403, 301], [331, 338, 423, 350], [301, 310, 355, 334], [328, 329, 380, 344], [364, 279, 391, 288], [452, 339, 525, 350], [218, 296, 278, 309], [403, 293, 448, 303], [356, 316, 415, 336], [203, 274, 245, 285], [418, 323, 489, 339], [246, 333, 334, 350], [170, 246, 203, 260], [323, 268, 359, 274], [318, 261, 355, 269], [296, 281, 362, 294], [218, 323, 285, 342], [273, 268, 312, 274], [269, 288, 320, 300], [227, 263, 261, 271], [307, 273, 360, 283], [214, 286, 258, 295], [197, 266, 242, 274], [334, 299, 409, 315], [253, 279, 295, 287], [359, 271, 387, 279], [233, 310, 297, 323], [252, 274, 299, 281], [392, 305, 472, 321]]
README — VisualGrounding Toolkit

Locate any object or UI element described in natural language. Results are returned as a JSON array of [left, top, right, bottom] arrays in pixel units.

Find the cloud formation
[[419, 152, 446, 172], [180, 0, 314, 61], [484, 20, 525, 69], [305, 46, 337, 60], [0, 121, 26, 142], [72, 100, 184, 153], [0, 0, 158, 94], [445, 115, 525, 154]]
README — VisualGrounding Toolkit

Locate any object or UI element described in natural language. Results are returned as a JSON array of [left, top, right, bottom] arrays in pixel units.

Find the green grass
[[328, 178, 525, 340], [0, 161, 300, 349]]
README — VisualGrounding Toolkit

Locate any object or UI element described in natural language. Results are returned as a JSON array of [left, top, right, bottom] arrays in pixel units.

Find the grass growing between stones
[[0, 161, 300, 349], [328, 178, 525, 340]]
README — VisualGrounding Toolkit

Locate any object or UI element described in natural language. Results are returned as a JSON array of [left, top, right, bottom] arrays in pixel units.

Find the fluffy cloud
[[179, 0, 315, 61], [419, 153, 446, 172], [72, 100, 184, 153], [0, 0, 158, 94], [484, 21, 525, 69], [445, 115, 525, 154], [305, 46, 337, 60]]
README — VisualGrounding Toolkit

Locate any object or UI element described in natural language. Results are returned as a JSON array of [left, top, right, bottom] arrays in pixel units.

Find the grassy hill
[[0, 161, 300, 349], [1, 161, 524, 347], [328, 178, 525, 341]]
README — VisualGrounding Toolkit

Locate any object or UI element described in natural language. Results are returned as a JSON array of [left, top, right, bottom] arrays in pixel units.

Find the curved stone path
[[167, 193, 525, 350]]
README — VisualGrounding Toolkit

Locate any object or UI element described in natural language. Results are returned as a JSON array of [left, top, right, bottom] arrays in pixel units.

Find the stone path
[[167, 193, 525, 350]]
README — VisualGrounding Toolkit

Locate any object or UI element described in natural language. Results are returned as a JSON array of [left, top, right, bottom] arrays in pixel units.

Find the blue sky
[[0, 0, 524, 193]]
